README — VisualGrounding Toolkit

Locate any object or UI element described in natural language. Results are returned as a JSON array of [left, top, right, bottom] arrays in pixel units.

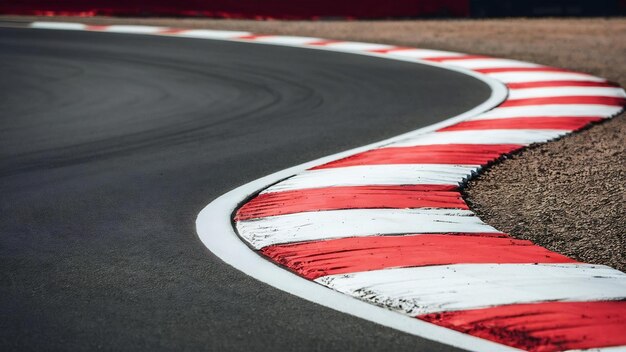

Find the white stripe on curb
[[317, 263, 626, 316], [262, 164, 478, 193], [237, 208, 499, 248]]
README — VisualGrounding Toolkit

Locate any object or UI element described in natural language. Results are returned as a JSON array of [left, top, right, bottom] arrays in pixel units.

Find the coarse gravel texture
[[3, 16, 624, 270]]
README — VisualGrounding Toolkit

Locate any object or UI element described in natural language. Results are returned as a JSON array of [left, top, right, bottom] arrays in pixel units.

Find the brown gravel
[[4, 16, 625, 270]]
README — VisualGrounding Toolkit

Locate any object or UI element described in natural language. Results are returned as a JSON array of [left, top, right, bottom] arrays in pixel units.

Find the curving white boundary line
[[26, 22, 625, 352]]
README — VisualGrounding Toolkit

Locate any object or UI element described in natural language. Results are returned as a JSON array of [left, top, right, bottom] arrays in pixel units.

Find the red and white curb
[[28, 22, 626, 352]]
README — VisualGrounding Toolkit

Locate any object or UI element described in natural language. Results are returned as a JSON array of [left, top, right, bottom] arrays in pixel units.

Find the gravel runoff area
[[4, 16, 624, 270]]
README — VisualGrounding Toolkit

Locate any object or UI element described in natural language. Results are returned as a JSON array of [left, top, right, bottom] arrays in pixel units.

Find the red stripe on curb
[[311, 144, 522, 169], [367, 46, 414, 53], [507, 80, 617, 89], [475, 67, 572, 74], [235, 185, 464, 221], [85, 25, 109, 31], [418, 301, 626, 352], [236, 34, 274, 40], [261, 234, 576, 280], [306, 39, 345, 46], [158, 28, 187, 34], [438, 117, 604, 132], [500, 96, 626, 107], [424, 55, 490, 62]]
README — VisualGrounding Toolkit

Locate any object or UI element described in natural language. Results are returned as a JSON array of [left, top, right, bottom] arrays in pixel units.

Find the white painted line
[[440, 58, 541, 69], [176, 29, 252, 39], [236, 208, 499, 248], [390, 129, 568, 147], [472, 104, 624, 120], [317, 263, 626, 316], [247, 36, 324, 45], [485, 71, 605, 83], [508, 86, 626, 99], [262, 164, 477, 193], [386, 49, 464, 59], [97, 25, 167, 34], [30, 21, 87, 30], [317, 41, 396, 52]]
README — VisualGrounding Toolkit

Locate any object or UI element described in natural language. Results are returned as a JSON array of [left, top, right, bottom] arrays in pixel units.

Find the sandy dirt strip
[[5, 15, 623, 270]]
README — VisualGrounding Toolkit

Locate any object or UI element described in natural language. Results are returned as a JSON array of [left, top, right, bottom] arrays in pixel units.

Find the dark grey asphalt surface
[[0, 27, 491, 351]]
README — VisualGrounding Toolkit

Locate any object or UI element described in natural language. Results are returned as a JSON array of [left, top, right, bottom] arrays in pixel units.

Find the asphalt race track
[[0, 27, 491, 351]]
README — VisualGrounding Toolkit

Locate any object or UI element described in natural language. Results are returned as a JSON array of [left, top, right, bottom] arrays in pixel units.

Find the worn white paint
[[317, 264, 626, 316], [440, 58, 542, 69], [236, 208, 499, 248], [472, 104, 623, 120], [385, 49, 464, 59], [507, 86, 626, 100], [246, 36, 324, 45], [315, 41, 396, 52], [175, 29, 252, 39], [391, 129, 568, 147], [261, 164, 477, 193], [485, 71, 605, 83]]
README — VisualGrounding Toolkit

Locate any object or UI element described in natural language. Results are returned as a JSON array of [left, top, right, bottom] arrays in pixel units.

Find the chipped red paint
[[367, 46, 414, 53], [305, 39, 345, 46], [507, 80, 620, 89], [157, 28, 187, 34], [311, 144, 522, 169], [85, 25, 109, 31], [418, 301, 626, 352], [261, 234, 576, 280], [438, 116, 604, 132], [500, 96, 626, 107], [235, 185, 464, 221], [236, 34, 275, 40]]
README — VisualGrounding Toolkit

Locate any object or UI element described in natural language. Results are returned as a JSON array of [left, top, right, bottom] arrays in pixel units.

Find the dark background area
[[1, 0, 624, 19]]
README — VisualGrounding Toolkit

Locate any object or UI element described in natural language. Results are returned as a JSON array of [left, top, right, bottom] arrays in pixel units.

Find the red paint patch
[[235, 34, 274, 40], [235, 185, 463, 221], [261, 234, 575, 280], [500, 96, 626, 107], [157, 28, 187, 34], [438, 117, 603, 132], [367, 46, 414, 53], [507, 80, 617, 89], [85, 25, 109, 31], [306, 39, 345, 46], [418, 301, 626, 352], [311, 144, 522, 169]]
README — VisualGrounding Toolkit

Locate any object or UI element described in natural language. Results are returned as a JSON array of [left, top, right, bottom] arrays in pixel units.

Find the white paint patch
[[317, 264, 626, 316], [441, 58, 542, 69], [485, 71, 605, 83], [386, 49, 464, 59], [262, 164, 477, 193], [472, 104, 623, 120], [248, 36, 324, 45], [390, 129, 568, 147], [176, 29, 252, 39], [508, 86, 626, 100], [99, 25, 168, 34], [30, 22, 87, 30], [317, 41, 396, 52], [237, 208, 499, 248]]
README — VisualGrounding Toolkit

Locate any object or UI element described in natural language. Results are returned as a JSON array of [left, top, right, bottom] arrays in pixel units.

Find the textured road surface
[[0, 27, 490, 351]]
